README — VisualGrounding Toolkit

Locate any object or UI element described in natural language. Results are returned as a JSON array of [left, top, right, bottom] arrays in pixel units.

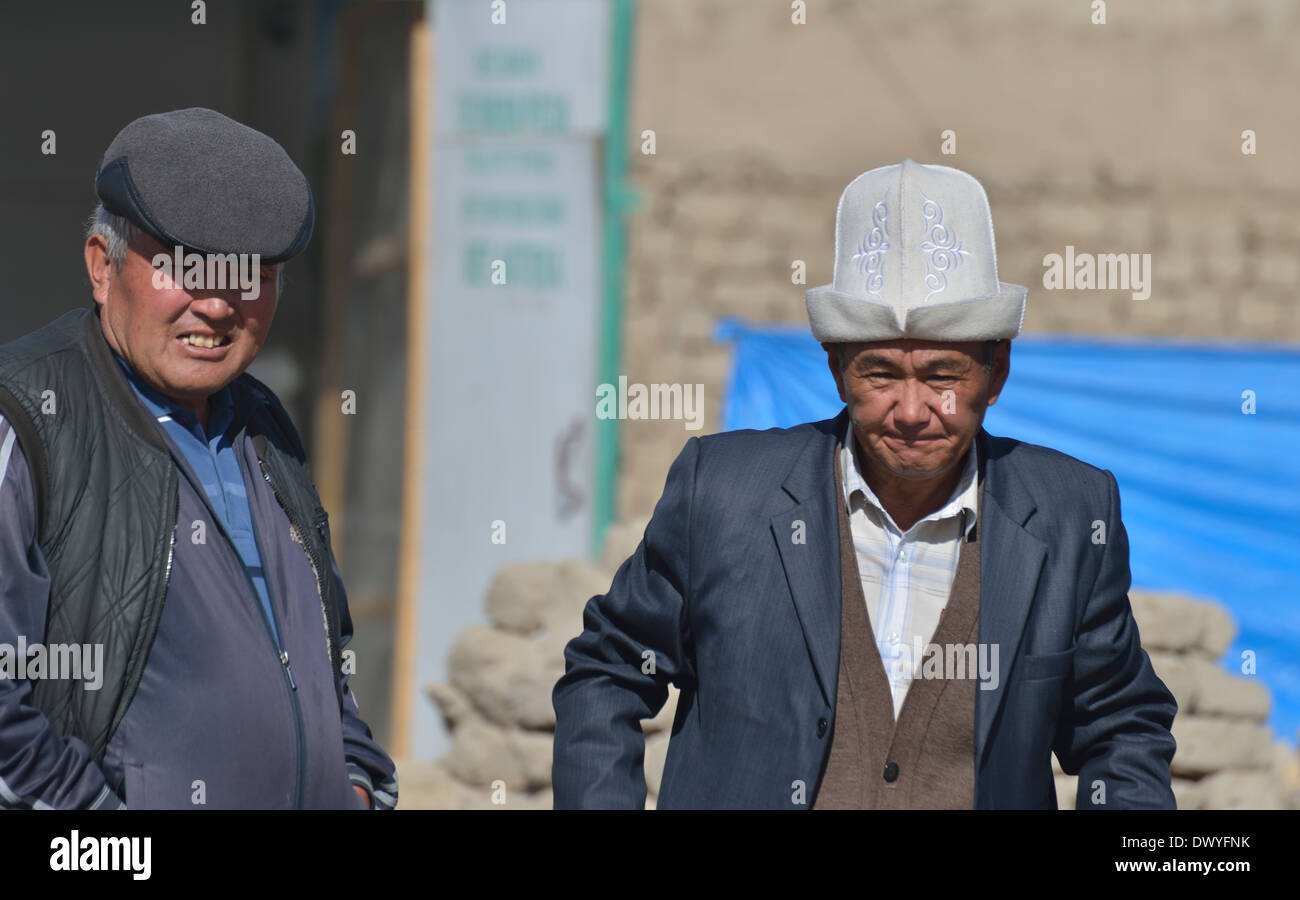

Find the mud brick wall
[[616, 0, 1300, 517]]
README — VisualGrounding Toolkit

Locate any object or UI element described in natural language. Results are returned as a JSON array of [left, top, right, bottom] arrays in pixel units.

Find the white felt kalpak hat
[[805, 158, 1027, 343]]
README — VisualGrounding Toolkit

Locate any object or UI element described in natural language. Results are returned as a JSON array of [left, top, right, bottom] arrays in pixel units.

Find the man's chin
[[893, 465, 948, 481], [160, 370, 236, 404], [168, 352, 244, 380], [872, 447, 954, 480]]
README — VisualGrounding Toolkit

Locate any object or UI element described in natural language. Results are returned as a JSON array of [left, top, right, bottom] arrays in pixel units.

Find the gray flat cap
[[95, 107, 314, 263]]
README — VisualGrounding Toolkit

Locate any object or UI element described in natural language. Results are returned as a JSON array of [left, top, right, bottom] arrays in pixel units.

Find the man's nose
[[893, 378, 932, 427], [188, 292, 239, 318]]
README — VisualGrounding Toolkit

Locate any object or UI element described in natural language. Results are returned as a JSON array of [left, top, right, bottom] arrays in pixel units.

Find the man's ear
[[85, 235, 112, 307], [984, 340, 1011, 408], [822, 342, 847, 404]]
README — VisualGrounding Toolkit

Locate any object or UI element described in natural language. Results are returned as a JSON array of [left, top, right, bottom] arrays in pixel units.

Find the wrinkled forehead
[[841, 339, 984, 365]]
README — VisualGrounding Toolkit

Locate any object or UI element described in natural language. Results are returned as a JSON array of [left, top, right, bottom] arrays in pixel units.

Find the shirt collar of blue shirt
[[110, 351, 237, 442]]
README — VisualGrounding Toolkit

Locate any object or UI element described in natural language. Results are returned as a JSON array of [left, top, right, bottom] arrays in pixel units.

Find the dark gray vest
[[0, 306, 344, 761]]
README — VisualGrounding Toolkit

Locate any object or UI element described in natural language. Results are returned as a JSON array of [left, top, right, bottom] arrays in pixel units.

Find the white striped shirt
[[841, 421, 979, 720]]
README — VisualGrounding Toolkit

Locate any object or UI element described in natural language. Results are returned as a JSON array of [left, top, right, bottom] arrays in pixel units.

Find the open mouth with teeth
[[179, 333, 231, 349]]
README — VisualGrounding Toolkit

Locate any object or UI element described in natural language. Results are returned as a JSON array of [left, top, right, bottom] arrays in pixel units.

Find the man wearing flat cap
[[554, 159, 1178, 809], [0, 108, 397, 809]]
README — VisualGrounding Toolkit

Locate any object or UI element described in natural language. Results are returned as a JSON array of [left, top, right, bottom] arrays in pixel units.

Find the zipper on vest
[[255, 455, 334, 674], [253, 451, 336, 810], [163, 524, 176, 595], [228, 442, 307, 809], [280, 650, 297, 691], [279, 644, 306, 808]]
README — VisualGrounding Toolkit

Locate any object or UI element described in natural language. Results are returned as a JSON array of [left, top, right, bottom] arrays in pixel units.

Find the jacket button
[[883, 761, 900, 782], [816, 718, 828, 738]]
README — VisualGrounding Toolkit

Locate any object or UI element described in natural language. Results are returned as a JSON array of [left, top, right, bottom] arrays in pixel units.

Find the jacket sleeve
[[0, 417, 124, 810], [552, 437, 698, 809], [1053, 469, 1179, 809], [330, 554, 398, 809]]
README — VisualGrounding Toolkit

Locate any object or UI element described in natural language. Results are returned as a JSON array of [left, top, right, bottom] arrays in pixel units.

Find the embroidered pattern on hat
[[852, 189, 890, 298], [919, 188, 971, 301]]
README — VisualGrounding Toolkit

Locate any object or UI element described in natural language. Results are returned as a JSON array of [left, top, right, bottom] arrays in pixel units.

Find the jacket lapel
[[772, 411, 845, 708], [770, 415, 1049, 766], [974, 428, 1048, 769]]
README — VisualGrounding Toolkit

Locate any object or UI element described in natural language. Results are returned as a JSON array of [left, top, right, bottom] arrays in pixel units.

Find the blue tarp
[[715, 318, 1300, 746]]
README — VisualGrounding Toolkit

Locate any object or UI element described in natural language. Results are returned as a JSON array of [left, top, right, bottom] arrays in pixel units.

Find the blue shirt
[[111, 354, 281, 648]]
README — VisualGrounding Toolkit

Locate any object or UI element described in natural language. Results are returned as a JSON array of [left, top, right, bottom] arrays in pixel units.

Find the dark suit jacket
[[552, 409, 1178, 809]]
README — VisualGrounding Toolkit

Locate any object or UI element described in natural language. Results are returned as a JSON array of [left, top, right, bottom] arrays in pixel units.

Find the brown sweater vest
[[812, 438, 985, 809]]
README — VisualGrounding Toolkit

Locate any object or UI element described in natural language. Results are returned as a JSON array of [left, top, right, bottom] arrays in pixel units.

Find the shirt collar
[[110, 351, 236, 440], [841, 418, 979, 538]]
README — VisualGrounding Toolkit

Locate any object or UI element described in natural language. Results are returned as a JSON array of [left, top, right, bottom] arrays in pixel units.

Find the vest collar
[[81, 305, 169, 453], [81, 304, 265, 446]]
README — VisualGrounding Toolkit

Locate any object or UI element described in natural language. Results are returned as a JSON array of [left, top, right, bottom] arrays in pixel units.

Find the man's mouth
[[178, 333, 231, 349]]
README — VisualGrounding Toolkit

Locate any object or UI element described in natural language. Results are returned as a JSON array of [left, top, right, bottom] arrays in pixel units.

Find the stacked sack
[[1053, 590, 1299, 809], [395, 519, 657, 809]]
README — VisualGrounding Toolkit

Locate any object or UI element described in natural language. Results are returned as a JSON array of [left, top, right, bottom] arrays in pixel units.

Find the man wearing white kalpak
[[554, 159, 1178, 809]]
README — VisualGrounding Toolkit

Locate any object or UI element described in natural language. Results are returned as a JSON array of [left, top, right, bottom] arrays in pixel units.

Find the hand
[[352, 784, 370, 808]]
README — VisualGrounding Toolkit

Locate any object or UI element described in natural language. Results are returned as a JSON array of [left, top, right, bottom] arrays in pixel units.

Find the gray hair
[[981, 339, 998, 372], [85, 205, 141, 271], [84, 203, 283, 297]]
